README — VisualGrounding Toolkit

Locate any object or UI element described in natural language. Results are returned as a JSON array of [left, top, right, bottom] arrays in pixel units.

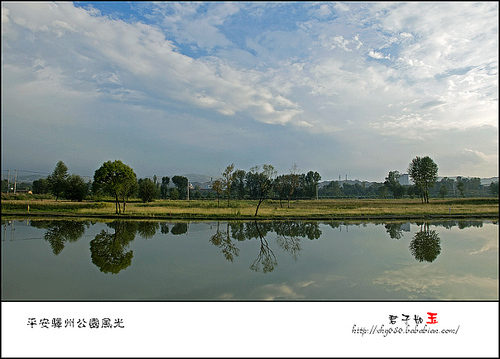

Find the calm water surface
[[1, 218, 498, 300]]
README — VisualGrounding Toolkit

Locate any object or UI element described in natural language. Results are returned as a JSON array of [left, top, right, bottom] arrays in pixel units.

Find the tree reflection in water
[[209, 222, 240, 262], [170, 222, 188, 235], [385, 222, 404, 240], [90, 221, 137, 274], [31, 220, 88, 255], [409, 222, 441, 263], [209, 221, 322, 273], [249, 221, 278, 273], [137, 221, 160, 239], [273, 221, 302, 261], [31, 218, 489, 274]]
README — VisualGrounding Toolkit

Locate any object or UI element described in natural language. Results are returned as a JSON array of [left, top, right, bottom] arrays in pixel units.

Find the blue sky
[[1, 1, 498, 182]]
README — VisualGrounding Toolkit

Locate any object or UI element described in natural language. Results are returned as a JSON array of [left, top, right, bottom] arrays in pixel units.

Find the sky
[[1, 1, 498, 182]]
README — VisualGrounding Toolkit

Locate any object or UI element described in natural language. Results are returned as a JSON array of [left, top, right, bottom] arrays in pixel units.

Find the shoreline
[[1, 211, 498, 221]]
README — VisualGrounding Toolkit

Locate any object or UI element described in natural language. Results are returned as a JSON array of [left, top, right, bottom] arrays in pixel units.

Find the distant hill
[[319, 179, 379, 188], [182, 174, 214, 183], [434, 176, 498, 186]]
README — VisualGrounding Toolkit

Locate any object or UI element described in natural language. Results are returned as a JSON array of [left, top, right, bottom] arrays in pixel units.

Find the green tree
[[138, 178, 160, 203], [489, 181, 499, 197], [47, 160, 68, 201], [221, 164, 235, 207], [247, 164, 277, 216], [407, 184, 423, 200], [93, 160, 137, 214], [245, 171, 261, 199], [160, 176, 170, 199], [153, 175, 160, 198], [286, 164, 301, 207], [300, 171, 321, 199], [170, 188, 180, 200], [32, 178, 50, 194], [172, 175, 188, 200], [438, 185, 448, 198], [456, 177, 465, 197], [408, 156, 438, 203], [273, 174, 288, 208], [378, 185, 388, 199], [232, 169, 247, 200], [64, 174, 88, 201], [211, 179, 223, 207], [321, 180, 342, 198], [384, 170, 405, 199]]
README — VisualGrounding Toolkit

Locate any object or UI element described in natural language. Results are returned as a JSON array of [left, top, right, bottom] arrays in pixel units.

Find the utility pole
[[187, 178, 189, 200], [6, 170, 10, 193], [13, 170, 18, 194]]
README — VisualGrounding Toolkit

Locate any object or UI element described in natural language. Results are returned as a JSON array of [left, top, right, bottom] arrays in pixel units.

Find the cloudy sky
[[1, 1, 498, 182]]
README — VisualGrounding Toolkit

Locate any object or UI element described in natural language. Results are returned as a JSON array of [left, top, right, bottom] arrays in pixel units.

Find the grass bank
[[1, 197, 498, 220]]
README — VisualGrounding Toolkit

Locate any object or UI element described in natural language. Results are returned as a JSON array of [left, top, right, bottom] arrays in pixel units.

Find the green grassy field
[[1, 197, 498, 220]]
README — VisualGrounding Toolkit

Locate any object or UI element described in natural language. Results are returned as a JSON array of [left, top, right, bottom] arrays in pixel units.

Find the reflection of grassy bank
[[1, 198, 498, 220]]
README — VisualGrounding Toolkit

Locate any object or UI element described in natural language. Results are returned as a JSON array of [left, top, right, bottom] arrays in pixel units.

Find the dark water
[[1, 218, 498, 300]]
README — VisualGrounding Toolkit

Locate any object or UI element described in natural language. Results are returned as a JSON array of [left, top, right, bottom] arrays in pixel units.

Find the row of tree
[[18, 156, 498, 216]]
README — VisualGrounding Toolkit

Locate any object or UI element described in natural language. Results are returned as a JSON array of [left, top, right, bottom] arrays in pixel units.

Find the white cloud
[[145, 1, 241, 50], [1, 2, 497, 179], [308, 3, 333, 19], [461, 148, 488, 164], [334, 2, 350, 13], [374, 265, 497, 298], [368, 49, 391, 60], [331, 35, 362, 52], [2, 2, 303, 128]]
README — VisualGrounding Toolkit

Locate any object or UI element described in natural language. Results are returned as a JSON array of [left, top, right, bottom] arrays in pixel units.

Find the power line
[[1, 169, 50, 175]]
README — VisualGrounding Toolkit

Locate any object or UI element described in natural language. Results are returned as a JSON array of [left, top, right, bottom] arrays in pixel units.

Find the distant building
[[398, 173, 412, 186]]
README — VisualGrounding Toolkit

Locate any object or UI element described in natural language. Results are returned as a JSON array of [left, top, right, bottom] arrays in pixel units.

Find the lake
[[1, 218, 498, 300]]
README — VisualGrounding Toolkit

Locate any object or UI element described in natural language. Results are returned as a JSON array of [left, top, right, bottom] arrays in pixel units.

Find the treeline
[[2, 157, 498, 214], [319, 176, 498, 199]]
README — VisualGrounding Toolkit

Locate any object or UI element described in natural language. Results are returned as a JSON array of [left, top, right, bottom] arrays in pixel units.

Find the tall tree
[[300, 171, 321, 199], [160, 176, 170, 199], [273, 174, 288, 208], [286, 164, 301, 207], [32, 178, 50, 194], [93, 160, 137, 214], [489, 181, 499, 197], [172, 175, 188, 200], [247, 164, 277, 216], [221, 163, 235, 207], [211, 179, 223, 207], [47, 160, 68, 201], [138, 178, 160, 203], [456, 177, 465, 197], [384, 170, 405, 199], [64, 174, 88, 202], [408, 156, 438, 204], [438, 185, 448, 198], [232, 169, 247, 200]]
